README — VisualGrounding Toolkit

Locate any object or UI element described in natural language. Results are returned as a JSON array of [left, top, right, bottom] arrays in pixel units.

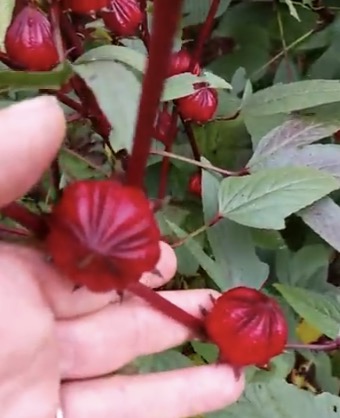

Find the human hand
[[0, 97, 245, 418]]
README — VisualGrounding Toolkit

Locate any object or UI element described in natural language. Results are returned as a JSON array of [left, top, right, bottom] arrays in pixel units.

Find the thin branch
[[150, 149, 249, 177]]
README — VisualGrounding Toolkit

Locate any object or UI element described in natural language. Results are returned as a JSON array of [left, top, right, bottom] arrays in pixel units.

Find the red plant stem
[[286, 339, 340, 352], [42, 89, 83, 113], [126, 0, 184, 189], [59, 9, 84, 58], [157, 109, 179, 199], [139, 0, 151, 49], [49, 1, 65, 63], [190, 0, 221, 69], [0, 202, 47, 237], [128, 281, 204, 334], [171, 213, 221, 248], [180, 116, 201, 161], [51, 158, 61, 199]]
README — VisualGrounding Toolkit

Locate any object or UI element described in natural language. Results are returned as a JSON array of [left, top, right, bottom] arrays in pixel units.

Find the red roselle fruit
[[153, 108, 173, 145], [168, 49, 201, 77], [334, 130, 340, 142], [45, 180, 161, 292], [62, 0, 109, 13], [176, 86, 218, 124], [5, 5, 59, 71], [102, 0, 143, 37], [205, 286, 288, 367], [188, 171, 202, 197]]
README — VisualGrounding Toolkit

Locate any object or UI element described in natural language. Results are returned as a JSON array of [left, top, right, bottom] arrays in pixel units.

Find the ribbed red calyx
[[188, 171, 202, 197], [5, 5, 59, 71], [176, 86, 218, 123], [205, 286, 288, 367], [62, 0, 109, 14], [45, 180, 161, 292], [153, 108, 173, 145], [168, 49, 200, 77], [102, 0, 143, 37]]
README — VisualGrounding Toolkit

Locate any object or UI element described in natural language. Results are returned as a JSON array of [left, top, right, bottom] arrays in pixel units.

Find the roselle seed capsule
[[188, 171, 202, 197], [62, 0, 109, 14], [102, 0, 143, 37], [153, 109, 173, 145], [45, 180, 161, 292], [5, 5, 59, 71], [176, 87, 218, 123], [168, 49, 200, 77], [205, 286, 288, 367]]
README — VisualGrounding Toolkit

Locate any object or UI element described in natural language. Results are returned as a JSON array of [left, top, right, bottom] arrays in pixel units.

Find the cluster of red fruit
[[4, 1, 218, 125], [3, 0, 288, 369]]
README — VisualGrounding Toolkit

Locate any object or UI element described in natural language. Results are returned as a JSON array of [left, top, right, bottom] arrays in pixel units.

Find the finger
[[58, 289, 219, 379], [9, 242, 176, 319], [61, 364, 244, 418], [0, 96, 66, 207], [0, 243, 59, 418]]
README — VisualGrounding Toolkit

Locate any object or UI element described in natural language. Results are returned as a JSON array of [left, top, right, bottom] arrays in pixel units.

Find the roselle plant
[[2, 0, 340, 416]]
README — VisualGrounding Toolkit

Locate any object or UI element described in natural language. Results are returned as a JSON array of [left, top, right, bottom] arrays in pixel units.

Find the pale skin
[[0, 96, 245, 418]]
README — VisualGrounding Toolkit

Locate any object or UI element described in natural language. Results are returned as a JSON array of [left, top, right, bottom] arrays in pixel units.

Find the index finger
[[0, 96, 66, 207]]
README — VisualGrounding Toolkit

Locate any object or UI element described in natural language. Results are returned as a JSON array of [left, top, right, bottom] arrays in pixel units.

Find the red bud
[[102, 0, 143, 37], [45, 180, 161, 292], [5, 5, 59, 71], [205, 286, 288, 367], [188, 171, 202, 197], [168, 49, 200, 77], [176, 87, 218, 123]]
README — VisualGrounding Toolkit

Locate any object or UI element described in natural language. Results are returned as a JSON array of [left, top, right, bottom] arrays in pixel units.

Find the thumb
[[0, 243, 59, 418]]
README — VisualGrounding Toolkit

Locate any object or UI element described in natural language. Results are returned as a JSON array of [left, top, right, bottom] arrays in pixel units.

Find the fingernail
[[7, 95, 60, 114]]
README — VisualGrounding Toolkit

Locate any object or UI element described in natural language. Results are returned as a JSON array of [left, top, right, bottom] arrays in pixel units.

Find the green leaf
[[72, 61, 141, 152], [202, 71, 232, 90], [275, 283, 340, 339], [242, 80, 340, 117], [0, 0, 15, 51], [248, 352, 296, 383], [202, 168, 269, 290], [75, 44, 146, 73], [283, 0, 300, 21], [165, 219, 223, 288], [0, 62, 72, 91], [182, 0, 232, 26], [250, 144, 340, 182], [275, 244, 332, 291], [162, 73, 199, 101], [156, 210, 199, 277], [299, 197, 340, 252], [191, 341, 219, 363], [161, 71, 231, 102], [248, 117, 340, 169], [209, 379, 340, 418], [135, 349, 193, 374], [218, 167, 339, 230]]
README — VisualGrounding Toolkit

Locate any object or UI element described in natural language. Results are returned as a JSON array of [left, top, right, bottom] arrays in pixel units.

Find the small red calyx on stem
[[62, 0, 109, 14], [168, 49, 201, 77], [153, 108, 174, 145], [176, 87, 218, 123], [5, 4, 59, 71], [205, 286, 288, 367], [102, 0, 143, 37], [188, 171, 202, 197], [45, 179, 161, 292]]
